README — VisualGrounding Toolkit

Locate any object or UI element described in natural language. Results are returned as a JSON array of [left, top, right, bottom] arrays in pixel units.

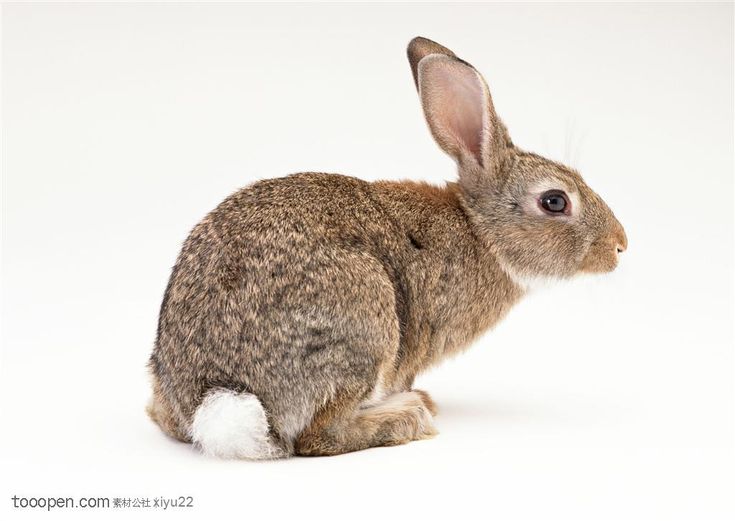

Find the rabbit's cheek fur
[[475, 210, 587, 281]]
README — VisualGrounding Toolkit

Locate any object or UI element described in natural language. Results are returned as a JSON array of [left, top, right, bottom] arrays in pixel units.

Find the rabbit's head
[[408, 37, 627, 281]]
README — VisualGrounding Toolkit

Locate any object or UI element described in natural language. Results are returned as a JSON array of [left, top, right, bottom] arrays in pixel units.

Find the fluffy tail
[[189, 388, 288, 460]]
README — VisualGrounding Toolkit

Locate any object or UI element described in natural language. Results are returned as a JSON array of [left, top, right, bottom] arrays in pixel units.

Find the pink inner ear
[[430, 61, 486, 163]]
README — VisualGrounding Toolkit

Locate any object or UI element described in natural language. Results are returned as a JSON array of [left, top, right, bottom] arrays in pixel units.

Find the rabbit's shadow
[[434, 396, 569, 425]]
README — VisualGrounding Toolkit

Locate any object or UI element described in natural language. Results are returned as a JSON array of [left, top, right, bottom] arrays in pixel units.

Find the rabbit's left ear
[[407, 36, 457, 89], [408, 37, 510, 180]]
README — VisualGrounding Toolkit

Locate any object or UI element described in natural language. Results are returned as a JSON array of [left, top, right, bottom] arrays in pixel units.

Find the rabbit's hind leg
[[146, 376, 189, 442], [294, 390, 437, 457]]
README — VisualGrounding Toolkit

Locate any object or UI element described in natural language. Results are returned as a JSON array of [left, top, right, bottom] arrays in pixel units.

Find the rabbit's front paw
[[412, 389, 438, 416], [374, 391, 438, 444]]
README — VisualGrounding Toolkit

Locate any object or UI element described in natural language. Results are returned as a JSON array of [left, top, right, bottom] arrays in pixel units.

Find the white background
[[1, 2, 733, 520]]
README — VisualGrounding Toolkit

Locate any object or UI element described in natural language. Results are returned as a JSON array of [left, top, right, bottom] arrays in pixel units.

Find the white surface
[[1, 3, 733, 520]]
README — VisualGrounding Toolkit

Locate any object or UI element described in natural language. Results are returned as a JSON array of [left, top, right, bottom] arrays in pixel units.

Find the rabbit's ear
[[417, 55, 489, 168], [410, 39, 510, 183], [407, 36, 457, 89]]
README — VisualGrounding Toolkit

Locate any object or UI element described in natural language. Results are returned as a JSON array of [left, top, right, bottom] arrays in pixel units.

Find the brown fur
[[146, 378, 188, 442], [147, 37, 626, 458]]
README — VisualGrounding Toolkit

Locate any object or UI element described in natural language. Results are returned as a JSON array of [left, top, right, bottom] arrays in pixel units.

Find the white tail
[[189, 389, 287, 459]]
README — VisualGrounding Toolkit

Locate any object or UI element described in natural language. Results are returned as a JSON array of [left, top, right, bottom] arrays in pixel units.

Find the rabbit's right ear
[[407, 37, 510, 187]]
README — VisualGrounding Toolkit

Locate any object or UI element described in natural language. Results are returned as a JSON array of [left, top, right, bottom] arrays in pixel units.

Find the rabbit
[[147, 36, 627, 459]]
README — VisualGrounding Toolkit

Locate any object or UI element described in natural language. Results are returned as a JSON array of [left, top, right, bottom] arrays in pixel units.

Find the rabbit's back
[[149, 173, 405, 448]]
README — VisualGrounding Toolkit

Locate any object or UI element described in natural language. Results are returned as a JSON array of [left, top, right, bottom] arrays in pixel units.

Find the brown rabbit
[[147, 36, 627, 459]]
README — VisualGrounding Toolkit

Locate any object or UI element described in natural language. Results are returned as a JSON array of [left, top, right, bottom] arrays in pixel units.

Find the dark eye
[[539, 190, 570, 215]]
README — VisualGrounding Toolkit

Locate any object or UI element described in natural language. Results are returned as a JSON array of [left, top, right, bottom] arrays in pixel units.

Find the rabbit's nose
[[614, 226, 627, 254]]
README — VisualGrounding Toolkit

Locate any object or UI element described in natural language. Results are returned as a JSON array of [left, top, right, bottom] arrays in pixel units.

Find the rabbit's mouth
[[576, 214, 627, 275], [578, 237, 627, 274]]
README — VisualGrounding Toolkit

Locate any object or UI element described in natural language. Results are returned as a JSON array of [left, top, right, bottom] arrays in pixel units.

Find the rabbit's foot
[[412, 389, 438, 416], [295, 390, 437, 456], [365, 391, 438, 446]]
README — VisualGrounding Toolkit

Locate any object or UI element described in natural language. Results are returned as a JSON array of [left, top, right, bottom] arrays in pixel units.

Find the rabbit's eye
[[539, 190, 570, 215]]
